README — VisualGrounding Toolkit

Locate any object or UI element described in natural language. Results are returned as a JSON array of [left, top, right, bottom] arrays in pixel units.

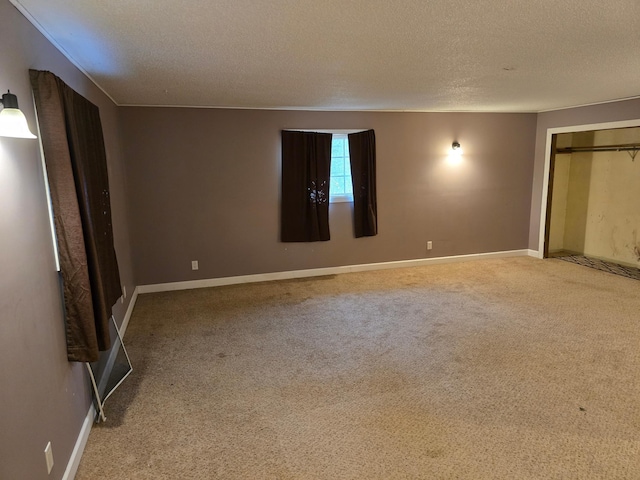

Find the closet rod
[[555, 143, 640, 154]]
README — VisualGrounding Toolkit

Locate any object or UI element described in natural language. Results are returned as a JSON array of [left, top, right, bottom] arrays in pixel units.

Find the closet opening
[[544, 125, 640, 280]]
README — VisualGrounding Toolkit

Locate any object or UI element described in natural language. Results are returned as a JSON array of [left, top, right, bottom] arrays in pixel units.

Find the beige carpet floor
[[76, 257, 640, 479]]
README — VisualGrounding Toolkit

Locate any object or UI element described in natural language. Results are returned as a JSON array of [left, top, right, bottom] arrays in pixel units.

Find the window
[[330, 134, 353, 203], [280, 128, 377, 240]]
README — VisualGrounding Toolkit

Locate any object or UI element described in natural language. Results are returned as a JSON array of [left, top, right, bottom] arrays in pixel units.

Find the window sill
[[330, 194, 353, 204]]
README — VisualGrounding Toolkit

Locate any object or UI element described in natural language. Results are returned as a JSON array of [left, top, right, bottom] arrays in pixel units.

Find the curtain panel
[[348, 129, 378, 237], [30, 70, 122, 363], [281, 130, 332, 242]]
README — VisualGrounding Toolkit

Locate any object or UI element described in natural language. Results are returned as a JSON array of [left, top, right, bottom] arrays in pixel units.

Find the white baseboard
[[62, 404, 95, 480], [527, 249, 541, 258], [119, 286, 139, 336], [138, 249, 533, 294]]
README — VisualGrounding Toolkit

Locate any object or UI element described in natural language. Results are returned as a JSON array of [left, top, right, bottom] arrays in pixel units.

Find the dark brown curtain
[[348, 129, 378, 237], [281, 130, 332, 242], [30, 70, 121, 363]]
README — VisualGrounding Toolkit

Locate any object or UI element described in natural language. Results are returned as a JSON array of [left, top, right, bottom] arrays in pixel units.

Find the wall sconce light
[[448, 141, 463, 164], [0, 90, 37, 139]]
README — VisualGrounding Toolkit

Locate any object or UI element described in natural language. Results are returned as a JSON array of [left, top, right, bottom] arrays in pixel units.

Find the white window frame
[[34, 99, 61, 272]]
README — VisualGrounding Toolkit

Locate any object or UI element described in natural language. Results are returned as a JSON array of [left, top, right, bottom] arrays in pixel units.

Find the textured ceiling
[[12, 0, 640, 112]]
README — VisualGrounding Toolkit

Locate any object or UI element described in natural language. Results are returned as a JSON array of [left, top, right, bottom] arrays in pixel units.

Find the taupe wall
[[0, 2, 134, 479], [122, 108, 537, 285], [528, 98, 640, 252]]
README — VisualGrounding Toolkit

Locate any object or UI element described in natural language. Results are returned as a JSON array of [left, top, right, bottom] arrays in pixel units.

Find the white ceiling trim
[[10, 0, 118, 106], [537, 95, 640, 114]]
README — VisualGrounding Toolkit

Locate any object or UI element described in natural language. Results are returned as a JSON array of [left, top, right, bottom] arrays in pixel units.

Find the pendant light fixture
[[0, 90, 37, 139]]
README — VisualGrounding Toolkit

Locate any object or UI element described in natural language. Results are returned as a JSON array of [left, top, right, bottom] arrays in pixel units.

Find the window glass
[[330, 134, 353, 202]]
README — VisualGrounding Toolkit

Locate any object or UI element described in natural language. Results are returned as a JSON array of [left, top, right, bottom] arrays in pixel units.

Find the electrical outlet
[[44, 442, 54, 474], [427, 241, 433, 251], [191, 260, 199, 270]]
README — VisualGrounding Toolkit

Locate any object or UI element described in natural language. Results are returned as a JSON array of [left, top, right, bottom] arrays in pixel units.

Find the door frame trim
[[537, 118, 640, 259]]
